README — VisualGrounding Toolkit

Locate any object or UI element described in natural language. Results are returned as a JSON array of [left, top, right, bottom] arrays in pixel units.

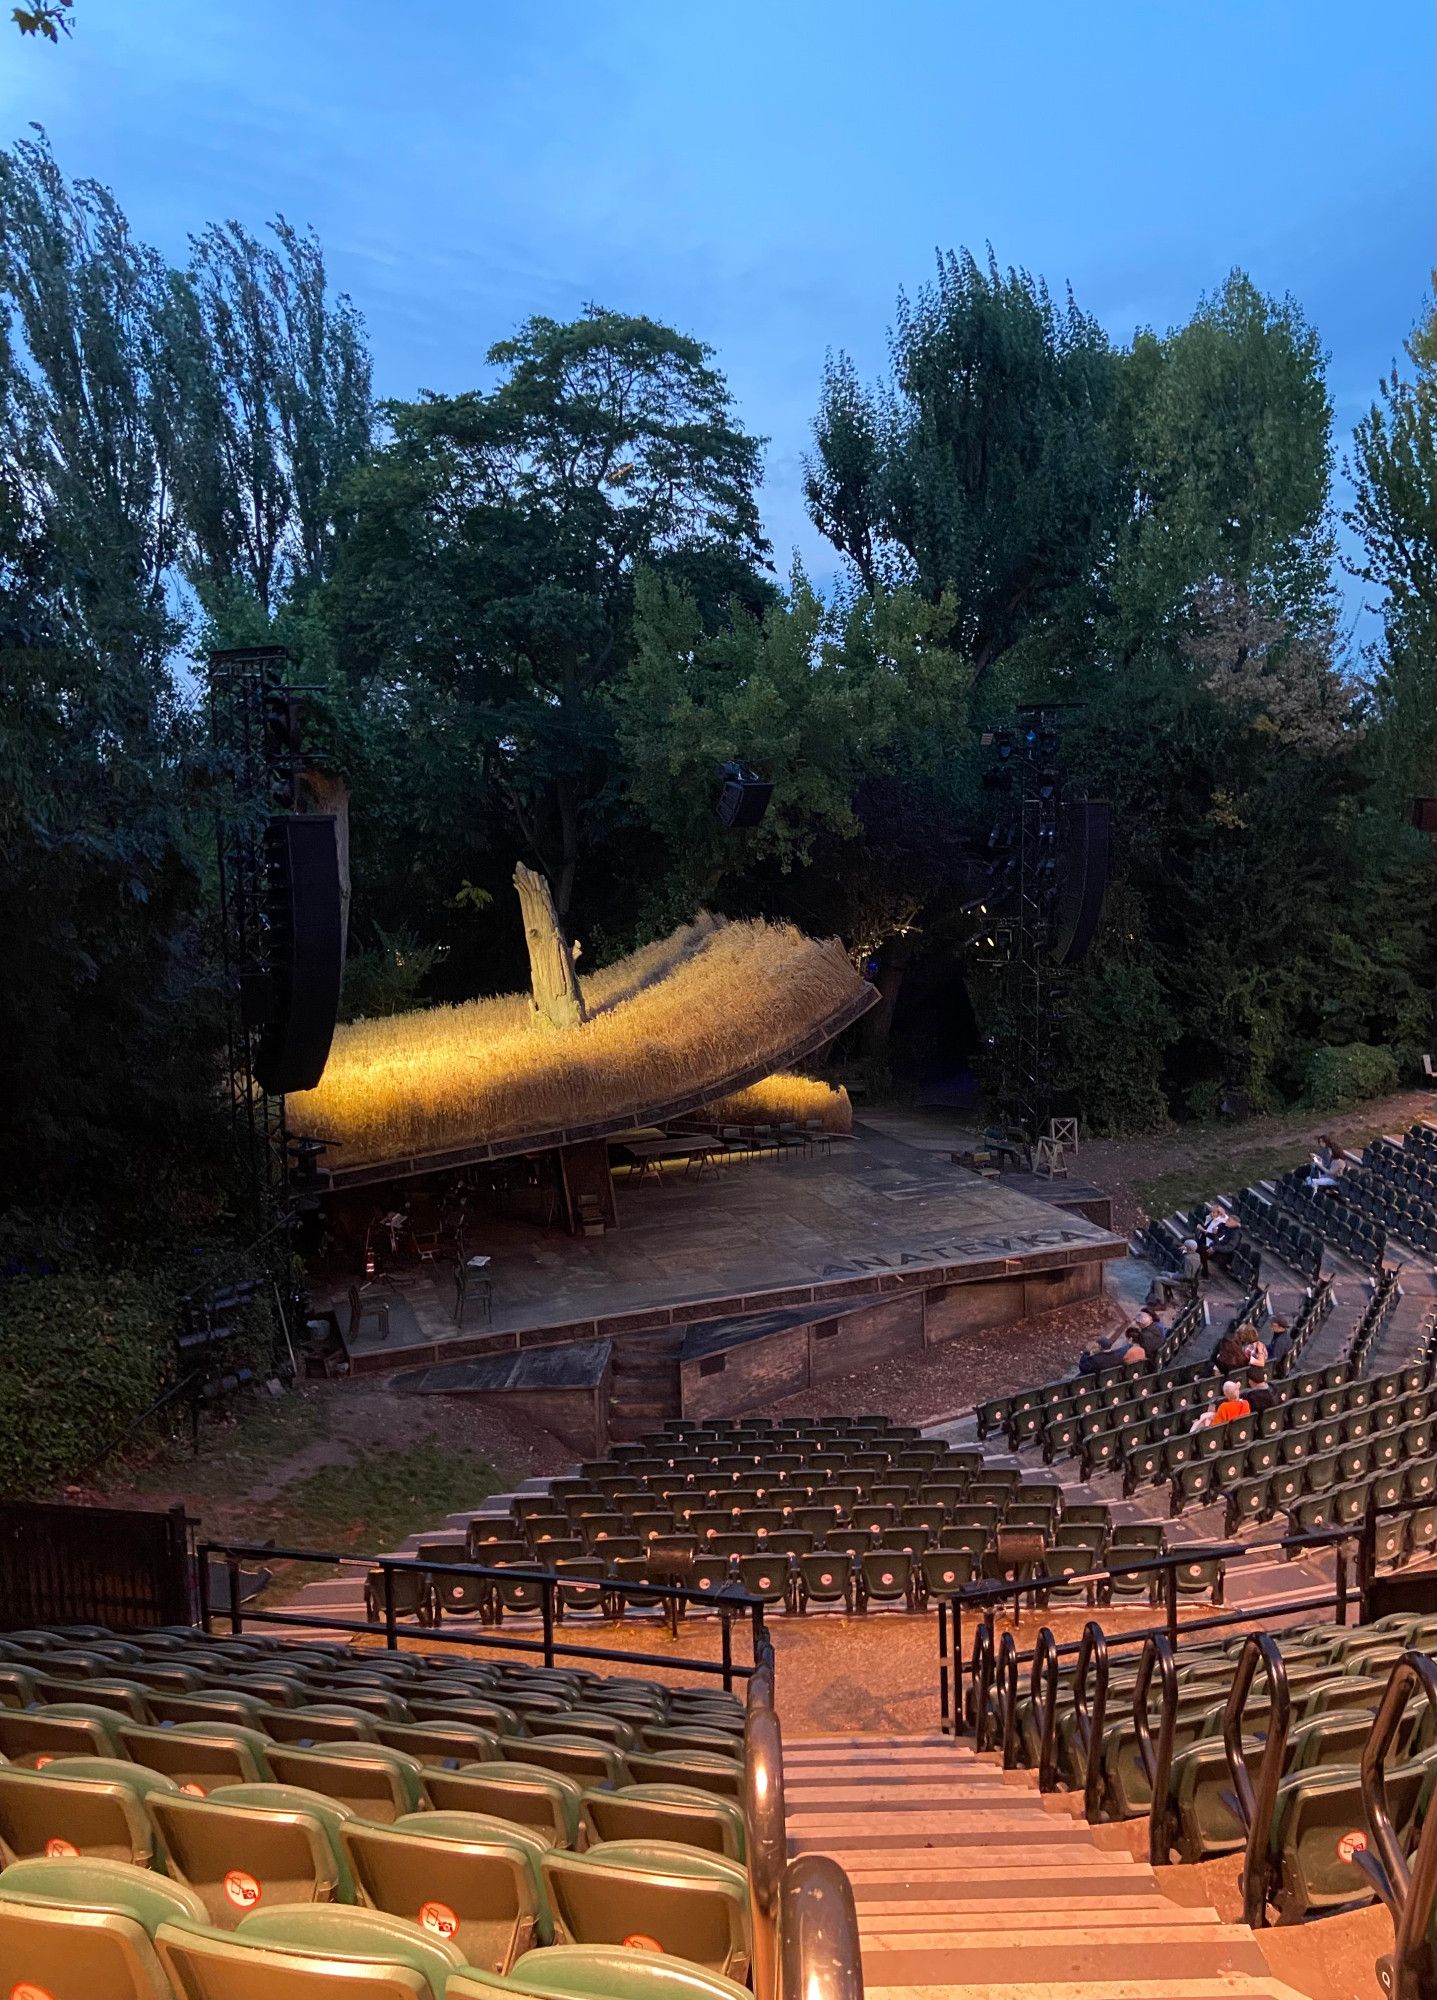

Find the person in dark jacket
[[1245, 1366, 1277, 1415]]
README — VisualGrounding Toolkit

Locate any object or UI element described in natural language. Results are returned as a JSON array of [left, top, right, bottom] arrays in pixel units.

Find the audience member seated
[[1191, 1380, 1250, 1432], [1244, 1365, 1276, 1415]]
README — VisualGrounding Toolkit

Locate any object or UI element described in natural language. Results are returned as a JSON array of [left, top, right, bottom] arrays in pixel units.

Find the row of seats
[[1016, 1613, 1437, 1924], [429, 1417, 1115, 1616], [0, 1626, 759, 1996], [978, 1353, 1235, 1446], [1271, 1168, 1386, 1269], [1232, 1187, 1323, 1280]]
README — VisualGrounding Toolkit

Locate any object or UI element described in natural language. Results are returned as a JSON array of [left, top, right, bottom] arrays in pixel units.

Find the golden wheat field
[[289, 916, 872, 1167], [697, 1073, 852, 1134]]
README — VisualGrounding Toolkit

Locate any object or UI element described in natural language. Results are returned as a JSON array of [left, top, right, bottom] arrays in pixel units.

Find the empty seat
[[0, 1757, 175, 1867], [115, 1721, 273, 1793], [424, 1762, 583, 1847], [540, 1838, 750, 1978], [341, 1809, 551, 1971], [0, 1854, 207, 2000], [263, 1743, 428, 1822], [581, 1783, 746, 1859], [149, 1780, 355, 1925], [155, 1903, 464, 1999]]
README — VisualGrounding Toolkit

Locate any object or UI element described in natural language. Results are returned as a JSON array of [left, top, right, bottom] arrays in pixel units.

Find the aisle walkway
[[785, 1733, 1312, 2000]]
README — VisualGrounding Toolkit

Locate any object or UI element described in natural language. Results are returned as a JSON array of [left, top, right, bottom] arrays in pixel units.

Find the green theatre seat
[[540, 1838, 750, 1979], [341, 1809, 552, 1971], [424, 1762, 583, 1847], [581, 1782, 746, 1859], [149, 1780, 356, 1926], [0, 1757, 176, 1868]]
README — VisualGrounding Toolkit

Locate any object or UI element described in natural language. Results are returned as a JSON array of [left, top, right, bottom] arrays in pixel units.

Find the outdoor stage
[[321, 1118, 1125, 1440]]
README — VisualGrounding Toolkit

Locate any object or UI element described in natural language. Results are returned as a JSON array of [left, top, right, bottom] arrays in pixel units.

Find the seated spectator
[[1215, 1327, 1252, 1374], [1181, 1238, 1203, 1288], [1192, 1380, 1250, 1432], [1267, 1318, 1292, 1368], [1245, 1366, 1276, 1415], [1144, 1275, 1174, 1313], [1135, 1312, 1166, 1361], [1240, 1332, 1268, 1369], [1078, 1321, 1147, 1374]]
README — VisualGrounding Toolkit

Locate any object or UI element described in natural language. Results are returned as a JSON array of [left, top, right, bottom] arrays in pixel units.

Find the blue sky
[[4, 0, 1432, 641]]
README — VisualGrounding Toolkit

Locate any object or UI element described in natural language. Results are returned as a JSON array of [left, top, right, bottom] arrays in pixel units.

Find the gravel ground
[[764, 1294, 1120, 1427]]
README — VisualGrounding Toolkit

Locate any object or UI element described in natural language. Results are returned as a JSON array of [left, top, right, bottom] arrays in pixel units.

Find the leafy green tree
[[327, 307, 769, 924], [173, 218, 373, 623], [1347, 290, 1437, 800], [806, 249, 1123, 677]]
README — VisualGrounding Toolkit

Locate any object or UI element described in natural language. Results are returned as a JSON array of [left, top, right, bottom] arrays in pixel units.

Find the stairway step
[[786, 1785, 1033, 1810], [789, 1818, 1094, 1850], [858, 1905, 1222, 1935], [864, 1983, 1313, 2000], [843, 1859, 1152, 1897], [855, 1892, 1184, 1919], [859, 1928, 1271, 1984]]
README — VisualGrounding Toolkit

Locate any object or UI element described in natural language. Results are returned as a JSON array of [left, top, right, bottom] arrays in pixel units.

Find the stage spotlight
[[715, 760, 774, 830]]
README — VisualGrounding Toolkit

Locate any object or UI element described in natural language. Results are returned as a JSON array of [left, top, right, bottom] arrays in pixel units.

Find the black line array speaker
[[1052, 800, 1111, 966], [715, 762, 774, 829], [254, 814, 343, 1095]]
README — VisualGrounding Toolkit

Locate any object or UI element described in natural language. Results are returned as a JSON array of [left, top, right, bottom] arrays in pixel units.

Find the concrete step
[[788, 1816, 1096, 1850], [856, 1905, 1224, 1935], [858, 1927, 1272, 1985], [863, 1983, 1314, 2000]]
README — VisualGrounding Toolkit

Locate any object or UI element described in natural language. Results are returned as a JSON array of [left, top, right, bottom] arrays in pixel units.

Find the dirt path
[[1079, 1086, 1434, 1236]]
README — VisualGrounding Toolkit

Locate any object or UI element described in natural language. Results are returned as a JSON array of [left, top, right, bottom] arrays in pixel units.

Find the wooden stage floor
[[317, 1118, 1124, 1371]]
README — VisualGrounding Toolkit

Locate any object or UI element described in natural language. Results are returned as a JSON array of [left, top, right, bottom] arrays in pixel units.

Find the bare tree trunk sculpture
[[514, 862, 588, 1031]]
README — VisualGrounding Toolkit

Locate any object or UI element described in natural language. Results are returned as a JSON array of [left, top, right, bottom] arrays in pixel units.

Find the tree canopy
[[2, 128, 1434, 1285]]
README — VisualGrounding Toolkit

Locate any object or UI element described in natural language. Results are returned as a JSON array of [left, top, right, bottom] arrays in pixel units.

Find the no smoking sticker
[[43, 1839, 77, 1859], [419, 1900, 459, 1938], [13, 1983, 55, 2000], [1337, 1830, 1367, 1865], [223, 1869, 262, 1910]]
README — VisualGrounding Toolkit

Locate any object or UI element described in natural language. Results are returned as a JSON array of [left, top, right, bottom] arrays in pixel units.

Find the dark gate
[[0, 1500, 194, 1632]]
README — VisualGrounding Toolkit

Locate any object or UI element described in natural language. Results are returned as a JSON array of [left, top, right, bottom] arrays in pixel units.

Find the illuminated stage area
[[325, 1122, 1124, 1440], [291, 914, 873, 1191]]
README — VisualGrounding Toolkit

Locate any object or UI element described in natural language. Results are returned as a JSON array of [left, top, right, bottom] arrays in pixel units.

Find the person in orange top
[[1191, 1381, 1251, 1432]]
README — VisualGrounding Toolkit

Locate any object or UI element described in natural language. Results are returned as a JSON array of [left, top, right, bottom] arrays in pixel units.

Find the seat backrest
[[117, 1721, 272, 1793], [149, 1787, 348, 1928], [0, 1762, 162, 1867], [581, 1782, 745, 1859], [153, 1917, 434, 2000], [0, 1850, 208, 1928], [424, 1763, 581, 1846], [341, 1815, 542, 1973], [540, 1841, 749, 1978], [264, 1743, 426, 1822], [0, 1897, 174, 2000]]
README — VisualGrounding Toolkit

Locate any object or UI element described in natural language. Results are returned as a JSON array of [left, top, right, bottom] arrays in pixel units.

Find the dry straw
[[290, 915, 866, 1167]]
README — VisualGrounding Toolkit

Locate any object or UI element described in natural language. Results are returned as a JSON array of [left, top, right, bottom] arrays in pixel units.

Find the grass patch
[[250, 1444, 506, 1606], [1134, 1103, 1412, 1221]]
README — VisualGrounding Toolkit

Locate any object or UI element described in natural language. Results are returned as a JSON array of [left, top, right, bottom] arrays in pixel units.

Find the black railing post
[[540, 1573, 556, 1669], [720, 1600, 735, 1693], [1334, 1543, 1348, 1626], [1075, 1621, 1110, 1823], [1223, 1632, 1290, 1929], [227, 1553, 242, 1636], [937, 1599, 950, 1735], [382, 1563, 398, 1652], [1163, 1557, 1178, 1646], [1133, 1634, 1178, 1867], [1032, 1627, 1060, 1793], [953, 1597, 965, 1736], [197, 1542, 212, 1635], [1359, 1651, 1437, 2000]]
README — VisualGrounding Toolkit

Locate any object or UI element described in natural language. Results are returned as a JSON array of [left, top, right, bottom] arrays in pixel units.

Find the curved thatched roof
[[290, 915, 876, 1188]]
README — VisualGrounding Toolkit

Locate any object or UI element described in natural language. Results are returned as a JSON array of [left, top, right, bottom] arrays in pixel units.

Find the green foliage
[[0, 1268, 172, 1497], [1055, 893, 1174, 1136], [1302, 1043, 1399, 1112], [340, 925, 441, 1020], [326, 306, 770, 924], [12, 1, 72, 41], [807, 248, 1122, 675]]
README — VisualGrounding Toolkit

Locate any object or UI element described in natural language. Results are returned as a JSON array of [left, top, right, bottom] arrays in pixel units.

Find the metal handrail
[[1031, 1627, 1061, 1792], [780, 1854, 865, 2000], [1358, 1649, 1437, 2000], [746, 1685, 786, 2000], [969, 1618, 996, 1750], [1132, 1633, 1179, 1866], [197, 1535, 768, 1690], [1222, 1632, 1291, 1929], [1073, 1619, 1110, 1822], [997, 1629, 1021, 1768]]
